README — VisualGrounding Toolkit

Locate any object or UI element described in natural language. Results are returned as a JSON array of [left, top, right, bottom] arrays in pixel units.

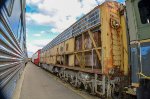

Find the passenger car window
[[138, 0, 150, 24]]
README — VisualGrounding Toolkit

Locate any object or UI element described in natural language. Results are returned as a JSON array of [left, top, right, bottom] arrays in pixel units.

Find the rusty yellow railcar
[[40, 1, 128, 98]]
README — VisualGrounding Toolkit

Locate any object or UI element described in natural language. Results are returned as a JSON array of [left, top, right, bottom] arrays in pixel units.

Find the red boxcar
[[32, 49, 41, 65]]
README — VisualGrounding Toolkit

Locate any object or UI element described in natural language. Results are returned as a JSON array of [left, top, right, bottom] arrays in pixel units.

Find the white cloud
[[26, 0, 43, 5], [26, 13, 56, 25], [50, 28, 58, 33], [26, 33, 28, 38], [33, 33, 41, 37], [26, 0, 106, 33], [27, 39, 52, 57], [27, 43, 40, 56], [26, 28, 29, 37], [40, 31, 45, 34]]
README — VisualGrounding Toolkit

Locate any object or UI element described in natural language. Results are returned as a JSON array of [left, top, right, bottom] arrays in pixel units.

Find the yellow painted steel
[[52, 56, 56, 64], [120, 13, 129, 75], [137, 72, 150, 80], [100, 2, 114, 74], [131, 83, 139, 88], [53, 46, 58, 55], [126, 87, 136, 96], [58, 42, 65, 54], [139, 39, 150, 43], [64, 38, 75, 53], [68, 55, 74, 66]]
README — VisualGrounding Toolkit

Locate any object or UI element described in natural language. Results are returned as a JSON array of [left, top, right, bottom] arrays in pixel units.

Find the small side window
[[138, 0, 150, 24]]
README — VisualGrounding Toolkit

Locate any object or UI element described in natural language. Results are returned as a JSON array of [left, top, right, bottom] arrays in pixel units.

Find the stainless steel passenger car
[[0, 0, 27, 99]]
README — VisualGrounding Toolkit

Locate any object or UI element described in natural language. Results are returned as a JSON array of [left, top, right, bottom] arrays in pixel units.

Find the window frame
[[133, 0, 150, 27]]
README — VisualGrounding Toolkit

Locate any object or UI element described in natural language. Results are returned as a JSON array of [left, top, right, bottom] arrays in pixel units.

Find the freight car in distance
[[32, 50, 41, 66], [34, 1, 128, 98]]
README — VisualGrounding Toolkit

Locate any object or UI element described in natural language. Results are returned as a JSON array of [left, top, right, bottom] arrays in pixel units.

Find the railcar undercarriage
[[41, 64, 126, 98]]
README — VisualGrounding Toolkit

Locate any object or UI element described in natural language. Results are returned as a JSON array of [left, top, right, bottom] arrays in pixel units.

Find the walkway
[[20, 62, 84, 99]]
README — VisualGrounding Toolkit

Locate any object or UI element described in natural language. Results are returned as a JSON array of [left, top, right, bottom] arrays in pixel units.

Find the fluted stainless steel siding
[[0, 0, 27, 99]]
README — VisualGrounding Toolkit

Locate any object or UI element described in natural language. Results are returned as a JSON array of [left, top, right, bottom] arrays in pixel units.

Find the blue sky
[[26, 0, 125, 57]]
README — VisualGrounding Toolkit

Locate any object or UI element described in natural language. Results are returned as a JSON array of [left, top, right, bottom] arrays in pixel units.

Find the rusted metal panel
[[84, 51, 100, 68], [75, 53, 82, 67], [88, 30, 101, 62], [84, 32, 92, 49], [75, 35, 82, 51], [100, 2, 127, 75], [0, 0, 27, 99]]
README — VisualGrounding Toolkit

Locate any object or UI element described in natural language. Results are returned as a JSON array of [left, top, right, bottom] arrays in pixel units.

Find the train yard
[[32, 1, 128, 98], [0, 0, 150, 99]]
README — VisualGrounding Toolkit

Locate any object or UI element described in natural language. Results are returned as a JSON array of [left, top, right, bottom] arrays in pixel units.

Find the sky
[[26, 0, 125, 58]]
